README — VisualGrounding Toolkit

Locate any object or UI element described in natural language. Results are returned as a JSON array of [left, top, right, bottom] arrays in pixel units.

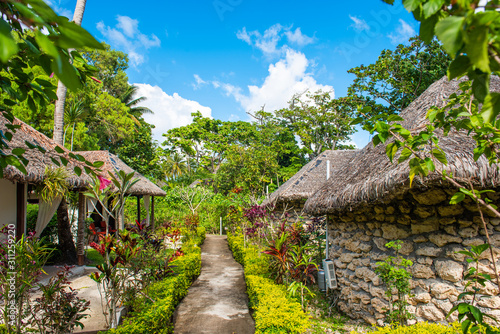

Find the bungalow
[[304, 77, 500, 325]]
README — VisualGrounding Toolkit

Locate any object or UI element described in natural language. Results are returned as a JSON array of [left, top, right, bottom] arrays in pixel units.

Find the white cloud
[[349, 15, 369, 31], [192, 74, 207, 90], [134, 84, 212, 143], [285, 27, 315, 47], [236, 24, 314, 58], [388, 19, 416, 44], [220, 49, 333, 114], [97, 16, 161, 67]]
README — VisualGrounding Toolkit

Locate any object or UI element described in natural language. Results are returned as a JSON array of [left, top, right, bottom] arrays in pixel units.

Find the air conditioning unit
[[322, 259, 338, 289]]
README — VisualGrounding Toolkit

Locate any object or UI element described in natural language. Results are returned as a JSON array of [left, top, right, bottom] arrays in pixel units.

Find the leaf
[[466, 25, 490, 73], [450, 192, 465, 204], [447, 55, 470, 79], [54, 146, 65, 154], [385, 142, 399, 163], [472, 74, 489, 103], [60, 157, 68, 166], [481, 92, 500, 124], [0, 18, 19, 63], [387, 114, 404, 122], [51, 55, 82, 92], [50, 157, 60, 166], [93, 161, 104, 168], [431, 149, 448, 165], [422, 0, 445, 19], [435, 16, 465, 56], [74, 166, 82, 176], [35, 30, 61, 62], [469, 305, 483, 323], [403, 0, 421, 12], [12, 148, 25, 156], [56, 21, 104, 50], [398, 147, 412, 163], [420, 13, 440, 43]]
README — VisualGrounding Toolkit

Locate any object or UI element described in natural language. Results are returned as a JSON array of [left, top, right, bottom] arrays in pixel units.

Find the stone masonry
[[328, 187, 500, 326]]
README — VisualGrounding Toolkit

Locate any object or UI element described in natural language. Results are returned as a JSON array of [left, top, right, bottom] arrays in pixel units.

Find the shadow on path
[[173, 235, 255, 334]]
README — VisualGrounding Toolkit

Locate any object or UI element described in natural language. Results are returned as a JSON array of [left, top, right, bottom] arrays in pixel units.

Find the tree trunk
[[57, 198, 77, 264], [72, 0, 87, 25], [53, 81, 67, 145], [53, 0, 87, 265]]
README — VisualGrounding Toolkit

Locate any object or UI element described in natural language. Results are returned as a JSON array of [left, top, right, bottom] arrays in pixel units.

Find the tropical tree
[[53, 0, 88, 146], [63, 101, 87, 151], [120, 85, 153, 125], [162, 152, 188, 180], [276, 90, 356, 159], [347, 36, 451, 117]]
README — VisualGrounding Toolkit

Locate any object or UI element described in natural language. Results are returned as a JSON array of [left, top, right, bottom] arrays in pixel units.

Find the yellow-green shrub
[[350, 322, 462, 334], [247, 275, 309, 334], [227, 232, 309, 334]]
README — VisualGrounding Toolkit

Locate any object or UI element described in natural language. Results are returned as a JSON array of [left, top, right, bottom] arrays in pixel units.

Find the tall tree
[[347, 37, 451, 117], [53, 0, 88, 264], [276, 90, 356, 159], [53, 0, 88, 145], [120, 85, 153, 125]]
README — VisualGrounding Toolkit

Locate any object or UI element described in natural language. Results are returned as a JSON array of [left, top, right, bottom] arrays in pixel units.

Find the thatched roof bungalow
[[77, 151, 166, 228], [0, 115, 87, 240], [264, 150, 357, 212], [303, 77, 500, 325]]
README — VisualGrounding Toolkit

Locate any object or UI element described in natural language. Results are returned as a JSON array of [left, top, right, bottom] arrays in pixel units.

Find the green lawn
[[85, 248, 105, 267]]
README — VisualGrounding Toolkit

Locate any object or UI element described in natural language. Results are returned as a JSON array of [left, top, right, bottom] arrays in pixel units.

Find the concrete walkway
[[173, 235, 255, 334]]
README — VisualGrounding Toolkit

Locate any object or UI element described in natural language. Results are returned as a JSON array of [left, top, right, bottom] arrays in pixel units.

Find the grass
[[85, 248, 104, 267]]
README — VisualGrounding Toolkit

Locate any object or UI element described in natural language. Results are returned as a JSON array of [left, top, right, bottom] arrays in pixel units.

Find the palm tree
[[162, 152, 188, 180], [120, 85, 153, 125], [53, 0, 88, 264], [53, 0, 87, 145], [63, 101, 87, 151]]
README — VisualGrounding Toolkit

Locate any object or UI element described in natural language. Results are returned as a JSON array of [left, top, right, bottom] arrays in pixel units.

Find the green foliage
[[350, 322, 463, 334], [246, 275, 310, 334], [375, 240, 414, 326], [348, 36, 450, 117], [36, 166, 69, 202], [0, 0, 103, 176], [276, 90, 356, 159], [105, 229, 203, 334], [447, 244, 500, 334], [26, 203, 58, 243]]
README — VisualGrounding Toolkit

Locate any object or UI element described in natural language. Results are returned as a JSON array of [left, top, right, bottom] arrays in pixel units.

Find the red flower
[[97, 175, 112, 191]]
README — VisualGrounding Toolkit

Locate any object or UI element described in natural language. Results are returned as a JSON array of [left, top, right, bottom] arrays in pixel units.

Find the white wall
[[0, 179, 17, 229]]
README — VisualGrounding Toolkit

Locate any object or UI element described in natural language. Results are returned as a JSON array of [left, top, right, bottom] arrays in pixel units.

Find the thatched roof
[[304, 76, 500, 215], [77, 151, 166, 197], [0, 114, 87, 188], [264, 150, 358, 207]]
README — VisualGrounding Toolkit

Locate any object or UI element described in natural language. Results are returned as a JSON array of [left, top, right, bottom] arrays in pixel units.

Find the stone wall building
[[304, 77, 500, 325]]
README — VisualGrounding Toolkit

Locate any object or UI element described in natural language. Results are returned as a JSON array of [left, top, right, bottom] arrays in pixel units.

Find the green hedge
[[227, 232, 309, 334], [105, 227, 205, 334]]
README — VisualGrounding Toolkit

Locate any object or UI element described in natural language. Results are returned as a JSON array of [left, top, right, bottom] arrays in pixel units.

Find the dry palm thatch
[[77, 151, 166, 196], [263, 150, 358, 208], [304, 76, 500, 215], [0, 114, 88, 188]]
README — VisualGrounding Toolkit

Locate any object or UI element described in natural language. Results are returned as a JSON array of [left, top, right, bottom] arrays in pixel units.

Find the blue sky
[[47, 0, 418, 148]]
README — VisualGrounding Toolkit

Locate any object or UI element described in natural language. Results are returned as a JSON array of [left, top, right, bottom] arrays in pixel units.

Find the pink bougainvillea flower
[[49, 73, 54, 78], [97, 175, 112, 191]]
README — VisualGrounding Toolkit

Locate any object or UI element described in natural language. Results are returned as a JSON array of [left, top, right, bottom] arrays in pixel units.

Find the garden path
[[173, 234, 255, 334]]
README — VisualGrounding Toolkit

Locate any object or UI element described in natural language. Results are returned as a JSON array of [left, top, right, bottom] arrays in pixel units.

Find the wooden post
[[137, 196, 141, 223], [16, 182, 26, 241], [151, 196, 155, 232], [77, 192, 86, 266]]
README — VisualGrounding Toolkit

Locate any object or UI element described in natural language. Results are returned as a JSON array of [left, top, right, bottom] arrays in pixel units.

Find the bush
[[247, 275, 309, 334], [350, 322, 462, 334], [227, 232, 308, 334], [104, 227, 204, 334]]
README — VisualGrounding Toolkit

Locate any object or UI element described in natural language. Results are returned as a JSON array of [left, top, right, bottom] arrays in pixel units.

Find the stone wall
[[328, 187, 500, 326]]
